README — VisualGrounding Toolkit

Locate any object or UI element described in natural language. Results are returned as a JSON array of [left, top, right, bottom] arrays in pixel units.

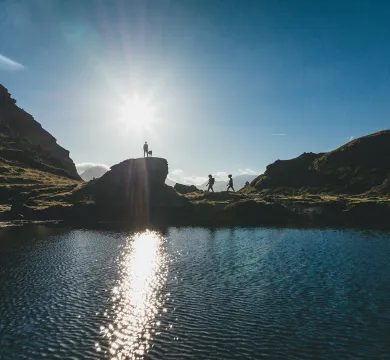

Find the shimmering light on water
[[101, 230, 168, 359], [1, 226, 390, 359]]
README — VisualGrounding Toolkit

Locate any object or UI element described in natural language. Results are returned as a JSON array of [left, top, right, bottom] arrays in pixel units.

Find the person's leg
[[211, 186, 214, 192], [232, 187, 235, 192]]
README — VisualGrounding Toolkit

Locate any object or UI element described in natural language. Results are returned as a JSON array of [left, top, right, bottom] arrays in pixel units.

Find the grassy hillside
[[0, 160, 84, 213], [251, 130, 390, 195]]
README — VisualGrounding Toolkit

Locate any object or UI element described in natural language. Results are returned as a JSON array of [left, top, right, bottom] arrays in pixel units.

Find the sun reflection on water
[[100, 230, 168, 359]]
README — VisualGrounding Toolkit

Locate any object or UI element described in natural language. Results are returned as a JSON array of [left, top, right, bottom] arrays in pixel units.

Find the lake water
[[0, 225, 390, 360]]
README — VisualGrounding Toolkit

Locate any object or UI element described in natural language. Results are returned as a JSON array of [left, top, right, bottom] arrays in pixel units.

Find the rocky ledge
[[1, 156, 389, 230]]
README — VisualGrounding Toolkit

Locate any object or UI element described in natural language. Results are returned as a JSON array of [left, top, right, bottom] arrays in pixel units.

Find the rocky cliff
[[251, 130, 390, 195], [0, 84, 80, 180]]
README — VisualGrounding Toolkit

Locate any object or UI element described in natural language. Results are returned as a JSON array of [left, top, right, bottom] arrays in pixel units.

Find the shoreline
[[1, 192, 390, 230]]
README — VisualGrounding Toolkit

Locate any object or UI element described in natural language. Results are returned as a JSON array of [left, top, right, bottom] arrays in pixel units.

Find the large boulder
[[80, 157, 190, 224]]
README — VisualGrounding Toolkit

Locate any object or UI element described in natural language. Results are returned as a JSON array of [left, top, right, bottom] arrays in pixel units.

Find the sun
[[118, 94, 156, 131]]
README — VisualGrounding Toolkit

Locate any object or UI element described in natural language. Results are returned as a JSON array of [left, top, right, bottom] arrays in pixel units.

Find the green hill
[[251, 130, 390, 195]]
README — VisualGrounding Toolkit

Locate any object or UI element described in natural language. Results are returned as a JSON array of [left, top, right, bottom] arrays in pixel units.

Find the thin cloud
[[76, 162, 110, 174], [272, 133, 287, 136], [0, 53, 24, 71], [238, 168, 259, 175], [169, 168, 262, 185], [215, 171, 229, 180], [168, 169, 208, 185]]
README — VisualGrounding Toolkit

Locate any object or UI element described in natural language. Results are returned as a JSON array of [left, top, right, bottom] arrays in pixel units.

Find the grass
[[0, 160, 86, 212], [183, 188, 390, 209]]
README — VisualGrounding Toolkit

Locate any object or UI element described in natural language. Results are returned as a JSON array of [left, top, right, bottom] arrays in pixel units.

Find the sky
[[1, 0, 390, 184]]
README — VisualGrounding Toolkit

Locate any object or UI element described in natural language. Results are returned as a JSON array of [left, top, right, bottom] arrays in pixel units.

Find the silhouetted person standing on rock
[[207, 174, 215, 192], [143, 141, 149, 157], [227, 174, 235, 192]]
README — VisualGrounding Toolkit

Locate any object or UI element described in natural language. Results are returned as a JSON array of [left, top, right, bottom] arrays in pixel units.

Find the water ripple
[[1, 227, 390, 359]]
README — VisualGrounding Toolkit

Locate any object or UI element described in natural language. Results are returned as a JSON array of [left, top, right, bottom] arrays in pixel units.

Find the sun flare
[[119, 94, 156, 131]]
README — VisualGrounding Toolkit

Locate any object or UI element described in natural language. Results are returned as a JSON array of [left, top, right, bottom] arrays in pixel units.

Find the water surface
[[0, 225, 390, 359]]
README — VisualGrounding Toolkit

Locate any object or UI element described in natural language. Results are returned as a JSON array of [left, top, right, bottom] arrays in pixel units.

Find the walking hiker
[[143, 141, 149, 157], [227, 174, 235, 192], [207, 174, 215, 192]]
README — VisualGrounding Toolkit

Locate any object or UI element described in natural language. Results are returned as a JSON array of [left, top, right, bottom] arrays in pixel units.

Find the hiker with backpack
[[207, 174, 215, 192], [226, 174, 235, 192]]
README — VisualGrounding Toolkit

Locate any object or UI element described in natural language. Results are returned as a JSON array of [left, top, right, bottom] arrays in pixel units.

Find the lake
[[0, 225, 390, 359]]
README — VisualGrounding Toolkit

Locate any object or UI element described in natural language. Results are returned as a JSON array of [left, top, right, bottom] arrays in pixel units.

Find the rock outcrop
[[174, 183, 200, 194], [251, 130, 390, 195], [78, 157, 190, 224], [0, 84, 80, 180]]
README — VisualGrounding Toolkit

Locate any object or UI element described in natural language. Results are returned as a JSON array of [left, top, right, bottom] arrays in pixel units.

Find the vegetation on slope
[[0, 160, 84, 214], [251, 130, 390, 195]]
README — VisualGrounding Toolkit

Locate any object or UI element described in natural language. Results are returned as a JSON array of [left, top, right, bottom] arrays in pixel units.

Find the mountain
[[251, 130, 390, 195], [165, 178, 176, 187], [0, 84, 80, 180], [232, 174, 258, 189], [80, 166, 108, 181]]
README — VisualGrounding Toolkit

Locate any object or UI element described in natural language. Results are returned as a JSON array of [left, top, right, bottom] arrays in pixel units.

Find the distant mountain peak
[[80, 165, 108, 181]]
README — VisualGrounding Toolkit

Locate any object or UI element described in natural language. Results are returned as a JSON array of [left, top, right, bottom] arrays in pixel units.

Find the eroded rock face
[[0, 84, 80, 179]]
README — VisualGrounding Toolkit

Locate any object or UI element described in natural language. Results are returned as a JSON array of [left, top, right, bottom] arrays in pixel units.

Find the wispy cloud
[[0, 53, 24, 71], [215, 171, 229, 180], [76, 162, 110, 174], [169, 168, 261, 185], [348, 136, 354, 142], [238, 168, 259, 175], [271, 133, 287, 136], [168, 169, 208, 185]]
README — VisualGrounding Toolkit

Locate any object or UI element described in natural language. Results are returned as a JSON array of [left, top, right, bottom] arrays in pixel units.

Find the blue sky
[[1, 0, 390, 184]]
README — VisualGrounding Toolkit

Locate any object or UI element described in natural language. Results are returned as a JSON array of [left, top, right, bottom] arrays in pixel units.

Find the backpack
[[210, 177, 215, 185]]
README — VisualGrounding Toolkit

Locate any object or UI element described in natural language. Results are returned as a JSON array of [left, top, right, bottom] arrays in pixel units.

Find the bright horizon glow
[[118, 94, 157, 132]]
